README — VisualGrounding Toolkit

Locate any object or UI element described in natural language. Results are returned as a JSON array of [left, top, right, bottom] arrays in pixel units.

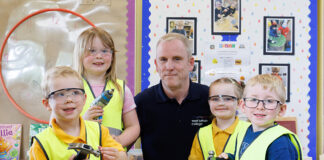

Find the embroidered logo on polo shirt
[[191, 116, 209, 126]]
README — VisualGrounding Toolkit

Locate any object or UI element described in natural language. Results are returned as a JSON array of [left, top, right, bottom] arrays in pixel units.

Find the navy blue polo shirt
[[135, 81, 211, 160]]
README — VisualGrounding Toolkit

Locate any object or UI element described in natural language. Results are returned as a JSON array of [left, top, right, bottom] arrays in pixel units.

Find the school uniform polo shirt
[[189, 117, 240, 159], [29, 117, 124, 160], [135, 81, 211, 160]]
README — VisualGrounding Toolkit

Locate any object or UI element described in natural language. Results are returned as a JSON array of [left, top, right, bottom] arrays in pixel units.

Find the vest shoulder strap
[[198, 124, 214, 160], [84, 120, 101, 146], [83, 78, 125, 134], [223, 120, 250, 154], [288, 133, 303, 160], [198, 120, 251, 160], [32, 135, 50, 160]]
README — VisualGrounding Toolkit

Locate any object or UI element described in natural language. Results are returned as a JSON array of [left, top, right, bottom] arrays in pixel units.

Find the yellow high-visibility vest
[[198, 120, 250, 160], [33, 121, 101, 160], [82, 79, 124, 135], [235, 124, 302, 160]]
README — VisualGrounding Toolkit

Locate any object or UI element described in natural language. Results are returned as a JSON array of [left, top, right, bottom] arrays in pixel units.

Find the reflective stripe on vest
[[198, 120, 250, 160], [82, 79, 124, 136], [235, 124, 303, 160], [33, 121, 101, 160]]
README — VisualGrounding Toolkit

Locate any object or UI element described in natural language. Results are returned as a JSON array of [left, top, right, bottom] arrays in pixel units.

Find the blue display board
[[142, 0, 318, 158]]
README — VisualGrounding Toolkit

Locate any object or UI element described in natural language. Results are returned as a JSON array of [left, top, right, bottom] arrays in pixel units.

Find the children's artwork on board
[[212, 0, 241, 35], [259, 63, 290, 102], [0, 124, 22, 160], [166, 17, 197, 55], [29, 124, 49, 146], [264, 16, 295, 55], [190, 60, 201, 83]]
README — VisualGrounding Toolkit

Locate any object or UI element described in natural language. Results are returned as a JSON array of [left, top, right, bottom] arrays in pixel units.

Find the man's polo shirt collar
[[155, 80, 200, 103]]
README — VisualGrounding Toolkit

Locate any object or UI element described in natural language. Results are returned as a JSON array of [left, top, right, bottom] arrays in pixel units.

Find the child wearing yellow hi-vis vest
[[218, 74, 302, 160], [188, 77, 250, 160], [29, 66, 126, 160], [73, 27, 140, 149]]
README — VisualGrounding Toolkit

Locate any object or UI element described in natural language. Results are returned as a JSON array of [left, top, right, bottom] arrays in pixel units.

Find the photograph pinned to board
[[212, 0, 241, 35], [190, 60, 201, 83], [259, 63, 290, 102], [264, 16, 295, 55], [166, 17, 197, 55]]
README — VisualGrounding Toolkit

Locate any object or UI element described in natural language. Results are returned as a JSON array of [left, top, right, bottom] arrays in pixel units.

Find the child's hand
[[69, 155, 76, 160], [99, 146, 119, 160], [218, 153, 229, 159], [83, 106, 104, 122]]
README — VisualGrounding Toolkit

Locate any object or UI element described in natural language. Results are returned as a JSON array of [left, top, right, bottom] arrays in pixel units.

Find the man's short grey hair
[[156, 33, 192, 59]]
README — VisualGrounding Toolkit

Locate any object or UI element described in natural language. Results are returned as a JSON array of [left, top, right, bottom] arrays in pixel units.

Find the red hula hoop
[[0, 8, 95, 124]]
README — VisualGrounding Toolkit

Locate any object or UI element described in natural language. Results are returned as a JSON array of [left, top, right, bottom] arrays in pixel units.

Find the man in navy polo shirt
[[135, 33, 211, 160]]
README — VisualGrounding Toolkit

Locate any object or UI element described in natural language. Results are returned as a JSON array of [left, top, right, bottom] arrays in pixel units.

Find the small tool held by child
[[91, 89, 114, 120], [68, 143, 100, 160]]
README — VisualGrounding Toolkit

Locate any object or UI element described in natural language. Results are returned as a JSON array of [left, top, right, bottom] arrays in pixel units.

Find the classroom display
[[142, 0, 316, 158]]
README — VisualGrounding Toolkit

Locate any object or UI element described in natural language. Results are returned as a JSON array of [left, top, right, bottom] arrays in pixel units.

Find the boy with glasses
[[218, 74, 302, 160], [29, 66, 126, 160]]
